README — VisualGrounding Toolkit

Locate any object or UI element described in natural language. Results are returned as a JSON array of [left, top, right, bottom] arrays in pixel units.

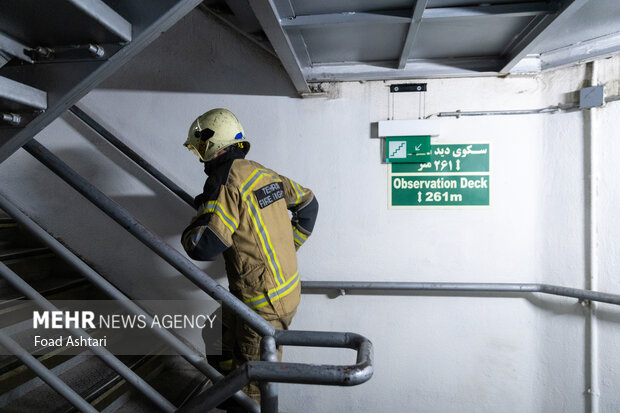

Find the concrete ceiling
[[203, 0, 620, 94]]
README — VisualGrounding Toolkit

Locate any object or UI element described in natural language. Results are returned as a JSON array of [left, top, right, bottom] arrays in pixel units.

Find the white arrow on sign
[[415, 144, 422, 151]]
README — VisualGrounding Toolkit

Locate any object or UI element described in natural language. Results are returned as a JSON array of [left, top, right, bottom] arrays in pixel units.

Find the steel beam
[[279, 3, 553, 29], [248, 0, 310, 94], [198, 4, 277, 57], [0, 76, 47, 110], [306, 57, 501, 82], [280, 10, 411, 29], [398, 0, 428, 69], [68, 0, 133, 42], [0, 32, 33, 63], [540, 31, 620, 70], [287, 29, 312, 69], [0, 0, 203, 164], [500, 0, 591, 73], [422, 2, 556, 20]]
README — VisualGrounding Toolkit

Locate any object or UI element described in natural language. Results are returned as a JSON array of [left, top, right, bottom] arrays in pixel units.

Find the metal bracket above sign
[[390, 83, 427, 93]]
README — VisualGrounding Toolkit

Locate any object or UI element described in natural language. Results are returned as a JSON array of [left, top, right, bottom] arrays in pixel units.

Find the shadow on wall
[[98, 8, 298, 98], [23, 114, 229, 299]]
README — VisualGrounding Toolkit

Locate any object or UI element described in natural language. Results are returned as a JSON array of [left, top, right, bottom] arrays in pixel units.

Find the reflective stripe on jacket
[[182, 158, 318, 317]]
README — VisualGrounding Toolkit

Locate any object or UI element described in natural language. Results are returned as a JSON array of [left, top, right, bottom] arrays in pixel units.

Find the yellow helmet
[[184, 108, 250, 162]]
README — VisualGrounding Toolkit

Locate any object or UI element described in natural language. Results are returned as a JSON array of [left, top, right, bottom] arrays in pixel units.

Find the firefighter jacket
[[182, 148, 318, 318]]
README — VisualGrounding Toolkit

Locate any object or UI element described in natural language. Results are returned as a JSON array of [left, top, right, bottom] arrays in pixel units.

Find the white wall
[[1, 9, 619, 412]]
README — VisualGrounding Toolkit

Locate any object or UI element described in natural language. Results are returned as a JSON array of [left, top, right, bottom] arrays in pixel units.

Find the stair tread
[[0, 218, 16, 227], [0, 276, 87, 305], [0, 247, 51, 261], [0, 353, 118, 412]]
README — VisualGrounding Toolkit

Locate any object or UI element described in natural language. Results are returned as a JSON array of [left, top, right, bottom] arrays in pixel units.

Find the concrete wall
[[1, 9, 619, 412]]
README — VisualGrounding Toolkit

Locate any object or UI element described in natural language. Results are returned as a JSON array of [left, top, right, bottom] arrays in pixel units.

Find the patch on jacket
[[254, 182, 285, 209]]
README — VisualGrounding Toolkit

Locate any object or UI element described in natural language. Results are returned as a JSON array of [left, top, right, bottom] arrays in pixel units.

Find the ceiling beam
[[540, 31, 620, 70], [0, 32, 34, 64], [500, 0, 591, 73], [280, 10, 411, 29], [305, 57, 501, 82], [198, 4, 277, 57], [68, 0, 132, 42], [422, 2, 557, 20], [248, 0, 310, 94], [278, 2, 554, 29], [0, 76, 47, 110], [398, 0, 428, 70]]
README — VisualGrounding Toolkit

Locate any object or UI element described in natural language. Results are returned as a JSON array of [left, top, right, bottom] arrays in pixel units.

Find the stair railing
[[20, 138, 374, 413], [0, 194, 258, 412]]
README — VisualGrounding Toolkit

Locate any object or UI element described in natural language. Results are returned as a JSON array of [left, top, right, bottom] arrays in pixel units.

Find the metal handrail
[[23, 139, 374, 412], [0, 194, 258, 412], [181, 331, 373, 412], [300, 281, 620, 306]]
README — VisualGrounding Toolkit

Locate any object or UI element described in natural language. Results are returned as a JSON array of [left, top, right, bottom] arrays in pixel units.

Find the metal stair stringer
[[0, 0, 203, 164]]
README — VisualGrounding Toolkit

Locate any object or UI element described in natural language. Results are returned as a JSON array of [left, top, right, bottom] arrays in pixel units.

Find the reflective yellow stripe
[[200, 201, 238, 234], [246, 196, 285, 285], [293, 227, 307, 240], [253, 197, 284, 283], [241, 169, 282, 197], [289, 179, 302, 204], [294, 181, 305, 197], [241, 168, 286, 286], [207, 201, 237, 228], [240, 169, 262, 195], [244, 272, 300, 309], [293, 227, 308, 246], [219, 359, 233, 370]]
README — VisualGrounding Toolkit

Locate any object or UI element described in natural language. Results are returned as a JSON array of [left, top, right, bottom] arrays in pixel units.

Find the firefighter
[[181, 108, 318, 409]]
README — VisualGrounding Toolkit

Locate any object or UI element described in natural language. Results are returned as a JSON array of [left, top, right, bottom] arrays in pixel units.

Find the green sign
[[389, 144, 490, 208], [385, 136, 431, 163], [391, 144, 489, 173]]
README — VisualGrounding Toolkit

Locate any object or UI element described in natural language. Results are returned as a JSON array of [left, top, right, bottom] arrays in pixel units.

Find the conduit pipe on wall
[[432, 94, 619, 118], [586, 61, 600, 413]]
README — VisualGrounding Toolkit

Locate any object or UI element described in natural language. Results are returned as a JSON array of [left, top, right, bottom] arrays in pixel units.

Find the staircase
[[0, 0, 203, 163], [0, 208, 210, 412]]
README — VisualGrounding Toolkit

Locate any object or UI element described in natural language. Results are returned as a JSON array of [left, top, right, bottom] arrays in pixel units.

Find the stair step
[[0, 277, 90, 311], [66, 354, 156, 413], [0, 218, 16, 227], [0, 0, 131, 47], [0, 247, 51, 262], [2, 253, 82, 284], [94, 355, 207, 413], [0, 219, 49, 251], [0, 222, 19, 251], [0, 352, 145, 413]]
